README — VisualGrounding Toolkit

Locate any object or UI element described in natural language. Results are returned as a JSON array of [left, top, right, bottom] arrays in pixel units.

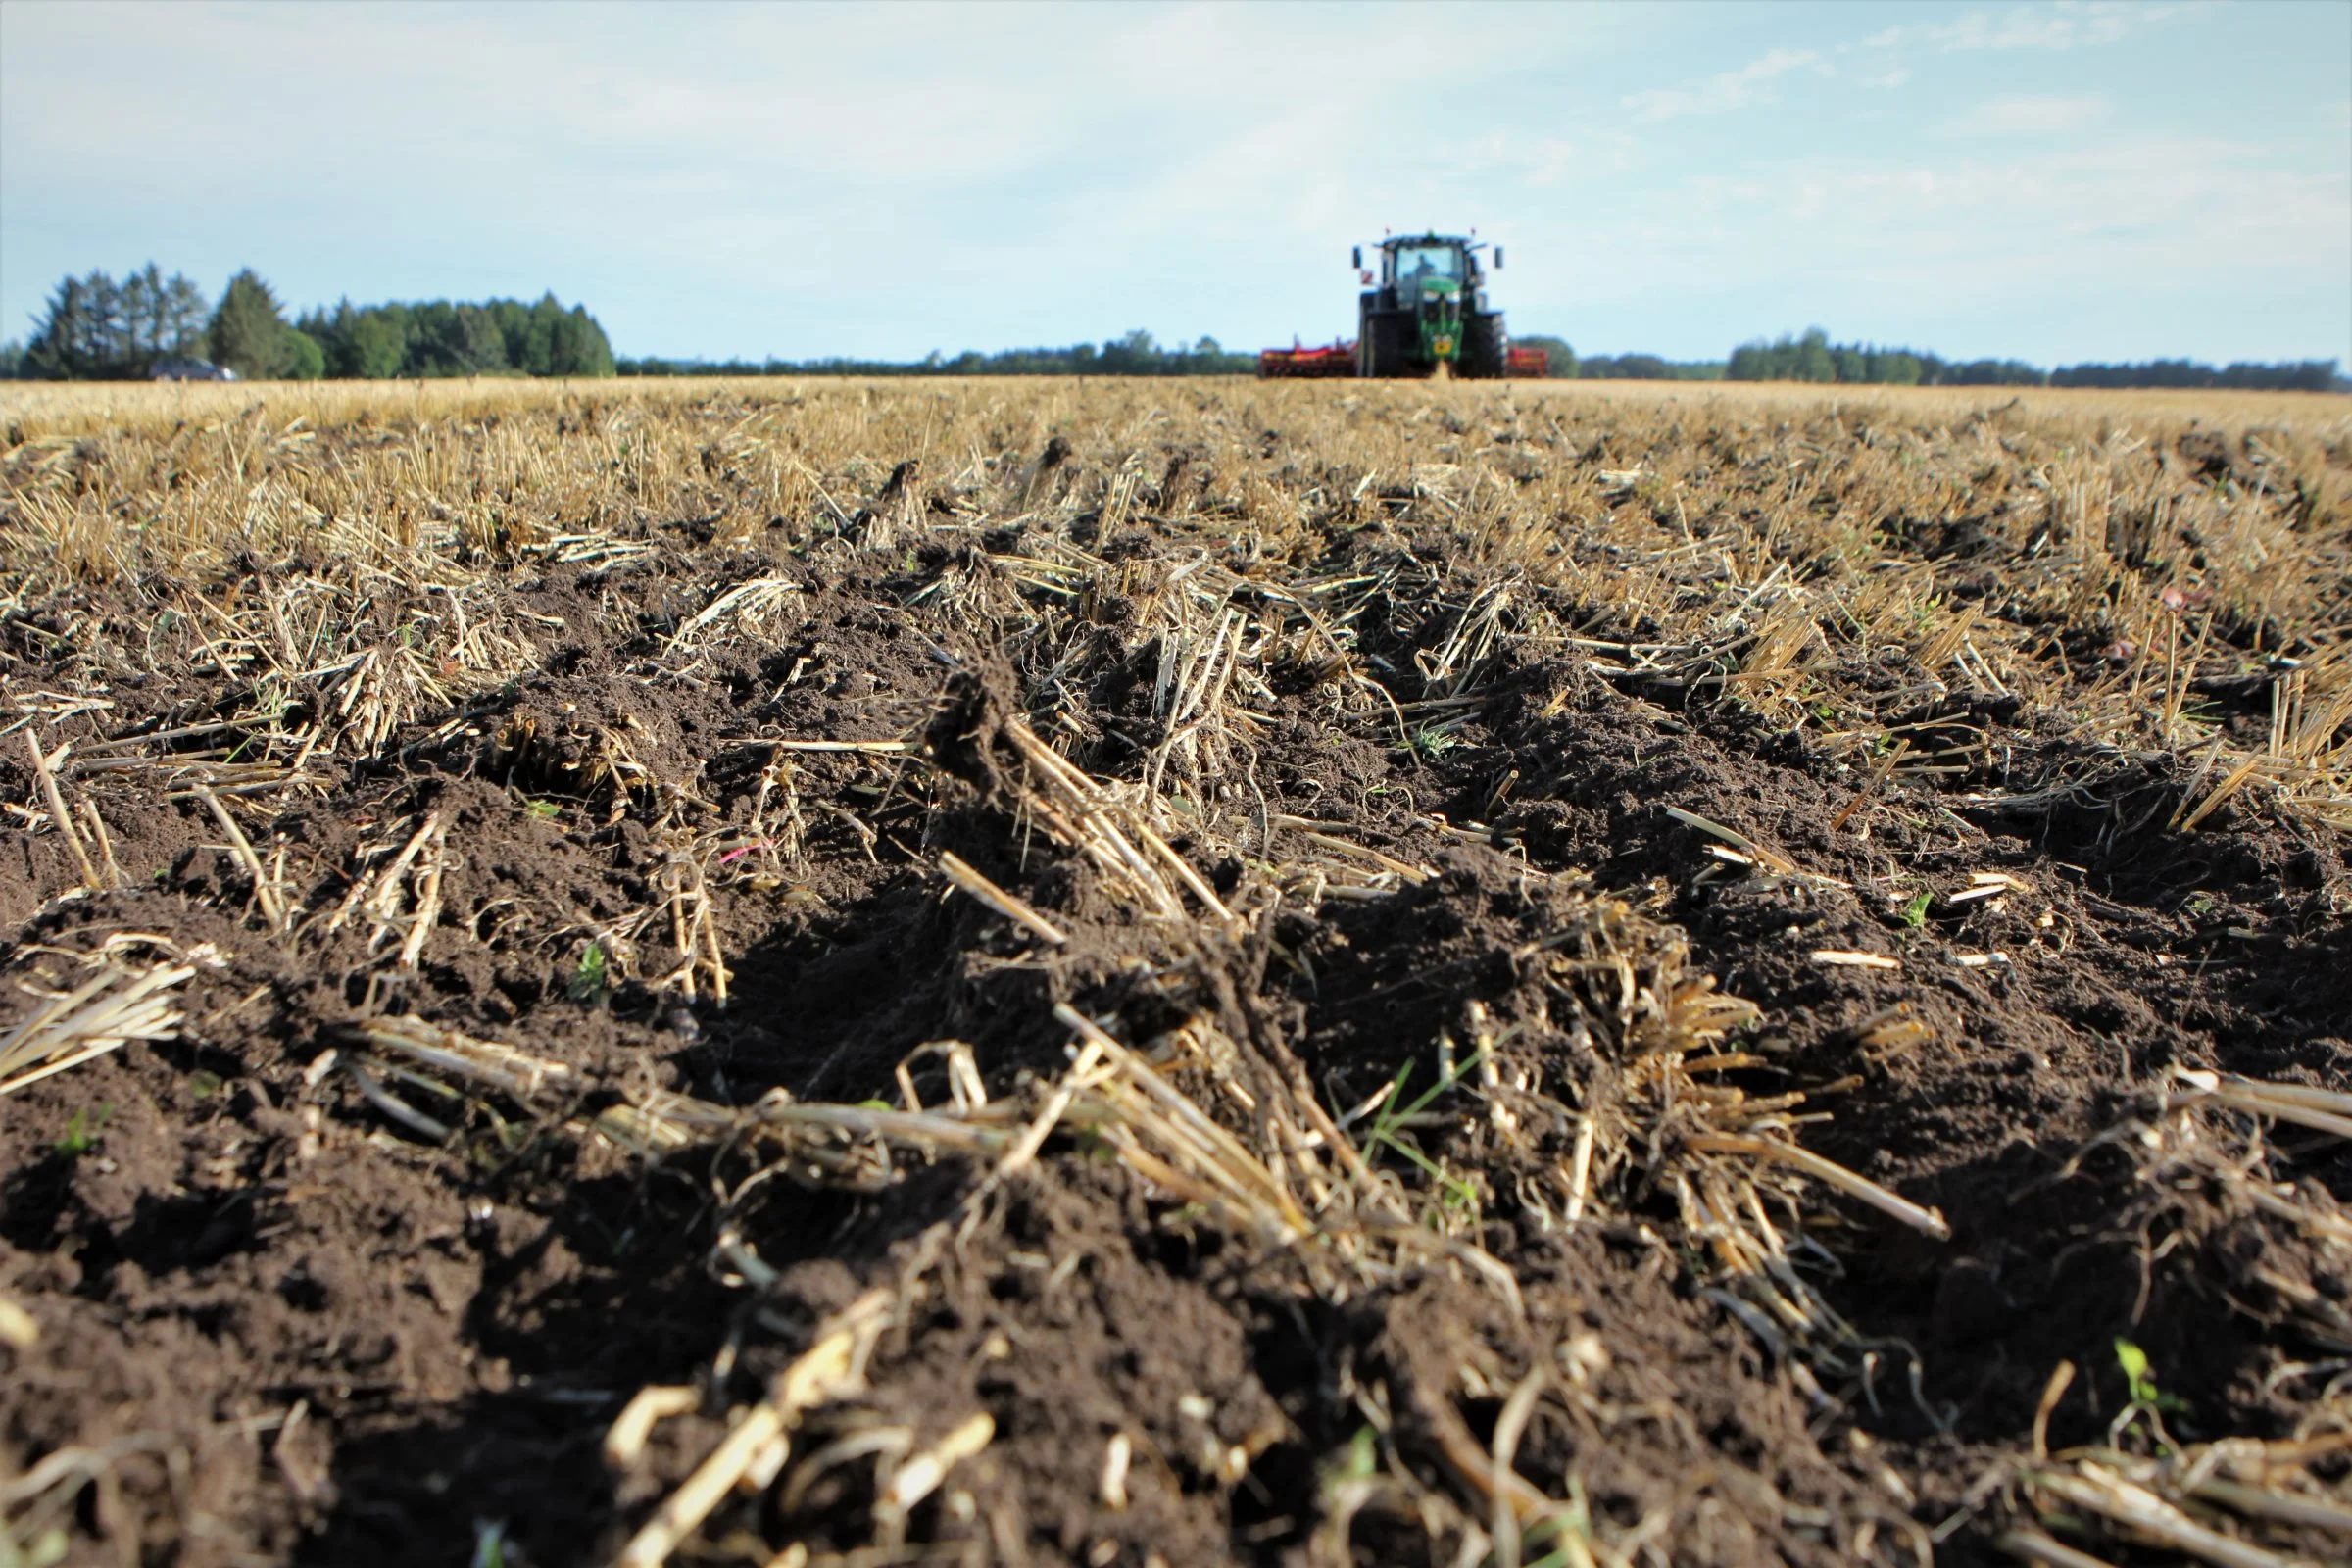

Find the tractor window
[[1389, 244, 1463, 287]]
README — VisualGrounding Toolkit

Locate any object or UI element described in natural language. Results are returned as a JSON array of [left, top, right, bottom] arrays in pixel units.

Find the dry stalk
[[603, 1386, 699, 1471], [1665, 806, 1796, 876], [937, 852, 1068, 946], [0, 961, 192, 1097], [397, 833, 446, 969], [1995, 1526, 2122, 1568], [195, 786, 286, 932], [348, 1015, 576, 1105], [1686, 1133, 1950, 1240], [665, 574, 803, 651], [612, 1289, 893, 1568], [2023, 1464, 2314, 1568], [74, 799, 124, 888], [340, 1054, 452, 1142], [2167, 1069, 2352, 1143], [23, 731, 98, 889]]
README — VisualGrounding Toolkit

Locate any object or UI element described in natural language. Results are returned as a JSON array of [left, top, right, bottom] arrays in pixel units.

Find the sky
[[2, 0, 2347, 367]]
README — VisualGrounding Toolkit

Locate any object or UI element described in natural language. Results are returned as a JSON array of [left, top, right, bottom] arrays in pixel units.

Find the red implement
[[1506, 345, 1549, 378], [1257, 339, 1358, 378]]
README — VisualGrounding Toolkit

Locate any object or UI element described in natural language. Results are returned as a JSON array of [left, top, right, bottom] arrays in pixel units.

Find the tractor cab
[[1380, 237, 1474, 299]]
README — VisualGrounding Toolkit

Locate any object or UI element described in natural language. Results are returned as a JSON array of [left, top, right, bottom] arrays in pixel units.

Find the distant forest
[[1724, 328, 2342, 392], [6, 264, 613, 380], [618, 330, 1254, 378], [1512, 339, 1727, 380]]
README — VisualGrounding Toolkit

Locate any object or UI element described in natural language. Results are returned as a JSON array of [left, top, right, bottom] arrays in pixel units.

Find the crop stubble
[[0, 375, 2348, 1567]]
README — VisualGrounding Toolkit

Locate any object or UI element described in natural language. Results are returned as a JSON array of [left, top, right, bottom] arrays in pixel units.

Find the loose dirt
[[2, 379, 2348, 1567]]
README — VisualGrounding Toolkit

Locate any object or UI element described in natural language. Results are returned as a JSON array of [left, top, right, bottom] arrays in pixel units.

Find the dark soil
[[4, 431, 2348, 1567]]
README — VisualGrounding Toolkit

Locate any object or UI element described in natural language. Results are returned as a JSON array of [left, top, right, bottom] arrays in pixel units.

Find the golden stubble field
[[1, 374, 2349, 1568]]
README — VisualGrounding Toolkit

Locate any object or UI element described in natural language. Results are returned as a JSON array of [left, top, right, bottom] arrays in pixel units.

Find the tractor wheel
[[1359, 312, 1410, 378], [1464, 313, 1508, 379]]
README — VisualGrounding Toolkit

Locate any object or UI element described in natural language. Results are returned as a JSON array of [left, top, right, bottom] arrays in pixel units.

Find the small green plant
[[568, 942, 610, 1004], [1357, 1050, 1486, 1220], [1337, 1424, 1378, 1481], [1520, 1473, 1600, 1568], [525, 799, 562, 820], [55, 1102, 113, 1156], [1408, 724, 1459, 761], [1898, 890, 1933, 929], [2110, 1337, 2184, 1452]]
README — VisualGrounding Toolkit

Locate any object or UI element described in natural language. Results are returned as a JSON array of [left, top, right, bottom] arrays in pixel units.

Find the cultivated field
[[2, 374, 2348, 1568]]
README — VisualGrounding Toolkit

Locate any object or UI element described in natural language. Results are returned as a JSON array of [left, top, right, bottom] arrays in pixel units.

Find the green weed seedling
[[568, 942, 610, 1004], [1324, 1424, 1378, 1487], [1356, 1048, 1487, 1221], [2110, 1337, 2184, 1453], [1408, 725, 1459, 761], [470, 1519, 510, 1568], [54, 1103, 113, 1156], [525, 799, 563, 820], [1521, 1474, 1601, 1568], [1898, 890, 1933, 929]]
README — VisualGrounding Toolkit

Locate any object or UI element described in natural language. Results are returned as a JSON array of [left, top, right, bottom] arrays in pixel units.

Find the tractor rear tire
[[1359, 312, 1411, 378], [1464, 313, 1508, 380]]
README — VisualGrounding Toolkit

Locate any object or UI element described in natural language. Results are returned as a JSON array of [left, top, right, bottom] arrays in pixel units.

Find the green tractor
[[1355, 232, 1512, 379], [1255, 233, 1545, 380]]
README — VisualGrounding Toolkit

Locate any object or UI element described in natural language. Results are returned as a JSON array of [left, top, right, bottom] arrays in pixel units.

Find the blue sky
[[2, 0, 2346, 366]]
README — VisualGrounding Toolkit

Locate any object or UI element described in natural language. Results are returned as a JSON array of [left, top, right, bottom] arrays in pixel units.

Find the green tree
[[1793, 328, 1836, 382], [547, 304, 615, 376], [207, 269, 298, 378], [24, 274, 103, 378], [23, 267, 209, 378], [346, 310, 407, 377], [1872, 351, 1922, 385], [283, 328, 325, 380]]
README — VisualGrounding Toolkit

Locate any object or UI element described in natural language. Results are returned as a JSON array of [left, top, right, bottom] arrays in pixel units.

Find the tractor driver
[[1396, 244, 1457, 290]]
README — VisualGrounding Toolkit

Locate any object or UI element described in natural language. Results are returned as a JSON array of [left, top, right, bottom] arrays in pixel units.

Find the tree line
[[2048, 358, 2344, 391], [1512, 338, 1725, 380], [1724, 328, 2342, 391], [7, 264, 614, 380], [618, 329, 1254, 378]]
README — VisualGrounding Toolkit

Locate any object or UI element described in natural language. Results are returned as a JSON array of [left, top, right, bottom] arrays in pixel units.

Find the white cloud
[[1622, 47, 1824, 122], [1863, 2, 2195, 57], [1956, 94, 2110, 134]]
